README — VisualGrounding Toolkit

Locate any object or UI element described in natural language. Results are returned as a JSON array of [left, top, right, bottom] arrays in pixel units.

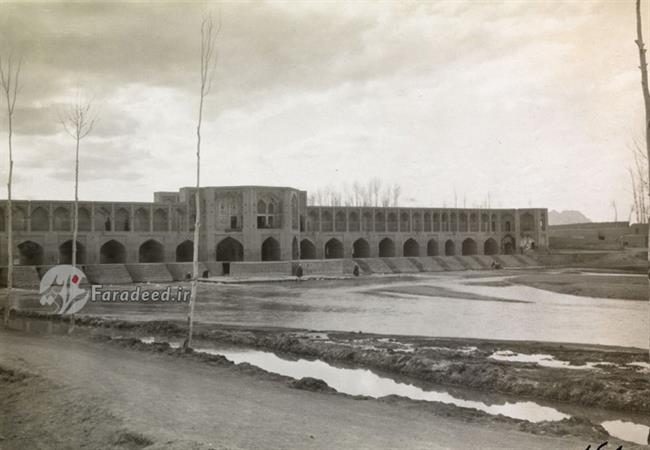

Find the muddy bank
[[8, 310, 650, 417], [3, 329, 631, 450]]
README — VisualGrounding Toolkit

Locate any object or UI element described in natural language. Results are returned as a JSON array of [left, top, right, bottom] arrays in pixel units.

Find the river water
[[80, 270, 649, 349], [190, 273, 649, 349]]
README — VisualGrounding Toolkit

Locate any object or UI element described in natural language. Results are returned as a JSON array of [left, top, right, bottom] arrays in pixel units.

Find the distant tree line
[[308, 178, 402, 207]]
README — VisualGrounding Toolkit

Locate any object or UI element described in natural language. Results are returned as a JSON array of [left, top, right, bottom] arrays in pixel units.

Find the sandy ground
[[0, 329, 601, 450]]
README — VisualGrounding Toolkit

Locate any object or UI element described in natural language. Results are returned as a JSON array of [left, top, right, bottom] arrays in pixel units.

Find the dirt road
[[0, 329, 594, 450]]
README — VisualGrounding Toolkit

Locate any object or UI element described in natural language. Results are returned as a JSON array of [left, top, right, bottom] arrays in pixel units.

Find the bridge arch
[[352, 238, 370, 258], [462, 238, 477, 256], [444, 239, 455, 256], [403, 238, 419, 257], [217, 237, 244, 261], [427, 239, 439, 256], [17, 241, 44, 265], [484, 238, 498, 255], [176, 240, 193, 262], [100, 239, 126, 264], [59, 240, 86, 264], [300, 239, 316, 259], [324, 238, 344, 259], [379, 238, 395, 257], [261, 237, 281, 261], [139, 239, 165, 263]]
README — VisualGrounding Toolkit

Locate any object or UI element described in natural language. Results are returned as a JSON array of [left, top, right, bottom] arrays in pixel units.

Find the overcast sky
[[0, 1, 647, 221]]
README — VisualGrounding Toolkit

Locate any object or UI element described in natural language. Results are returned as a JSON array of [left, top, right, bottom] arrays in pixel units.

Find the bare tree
[[392, 183, 401, 207], [0, 55, 21, 326], [634, 0, 650, 358], [60, 97, 96, 268], [611, 199, 618, 222], [629, 140, 648, 223], [186, 13, 220, 349]]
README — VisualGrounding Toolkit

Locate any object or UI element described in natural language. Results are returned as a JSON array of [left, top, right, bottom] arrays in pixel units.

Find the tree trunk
[[635, 0, 650, 359], [72, 137, 79, 268], [4, 124, 12, 326], [186, 89, 204, 349]]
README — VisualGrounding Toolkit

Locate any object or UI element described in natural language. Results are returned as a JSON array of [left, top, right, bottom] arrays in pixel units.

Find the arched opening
[[12, 207, 27, 231], [100, 240, 126, 264], [321, 211, 333, 232], [217, 237, 244, 261], [300, 239, 316, 259], [484, 238, 499, 255], [176, 240, 193, 262], [17, 241, 44, 265], [424, 212, 432, 232], [400, 212, 410, 232], [0, 207, 4, 231], [459, 213, 468, 232], [335, 211, 346, 232], [501, 214, 513, 233], [115, 208, 130, 231], [31, 207, 49, 231], [427, 239, 439, 256], [462, 238, 477, 255], [352, 239, 370, 258], [153, 208, 168, 232], [348, 212, 360, 232], [379, 238, 395, 257], [403, 238, 419, 257], [412, 212, 422, 232], [139, 239, 165, 263], [292, 237, 299, 260], [324, 238, 344, 259], [291, 195, 299, 230], [308, 210, 320, 231], [445, 240, 455, 256], [53, 207, 70, 231], [362, 211, 373, 232], [78, 207, 91, 231], [520, 212, 535, 232], [94, 207, 111, 231], [375, 212, 385, 232], [502, 235, 516, 255], [470, 213, 478, 232], [261, 237, 281, 261], [387, 212, 398, 232], [59, 240, 86, 264], [480, 213, 489, 232], [134, 208, 149, 232]]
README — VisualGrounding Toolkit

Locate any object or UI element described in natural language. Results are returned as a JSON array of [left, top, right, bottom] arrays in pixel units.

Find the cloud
[[0, 0, 645, 220]]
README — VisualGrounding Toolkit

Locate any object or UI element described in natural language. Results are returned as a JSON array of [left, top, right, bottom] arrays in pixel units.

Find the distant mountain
[[548, 210, 592, 225]]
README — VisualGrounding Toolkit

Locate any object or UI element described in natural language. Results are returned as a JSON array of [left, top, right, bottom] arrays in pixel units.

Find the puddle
[[489, 351, 614, 370], [197, 346, 569, 423], [134, 337, 650, 445], [601, 420, 650, 446]]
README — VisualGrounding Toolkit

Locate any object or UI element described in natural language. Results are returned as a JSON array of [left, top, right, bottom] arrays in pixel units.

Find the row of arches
[[0, 206, 175, 232], [300, 236, 512, 259], [12, 235, 516, 266], [305, 209, 540, 234]]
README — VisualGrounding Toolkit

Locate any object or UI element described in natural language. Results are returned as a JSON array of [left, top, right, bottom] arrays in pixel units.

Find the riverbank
[[3, 311, 649, 447], [2, 327, 612, 450]]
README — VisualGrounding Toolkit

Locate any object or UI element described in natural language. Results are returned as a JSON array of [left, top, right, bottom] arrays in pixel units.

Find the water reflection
[[201, 347, 570, 423]]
